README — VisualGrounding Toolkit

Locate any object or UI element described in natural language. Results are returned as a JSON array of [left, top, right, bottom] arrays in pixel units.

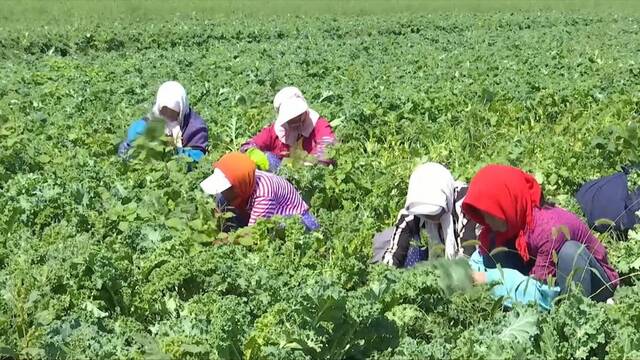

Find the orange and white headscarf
[[214, 152, 257, 211]]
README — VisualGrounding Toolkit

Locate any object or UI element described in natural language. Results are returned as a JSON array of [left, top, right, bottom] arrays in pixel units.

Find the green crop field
[[2, 1, 640, 359], [2, 0, 640, 23]]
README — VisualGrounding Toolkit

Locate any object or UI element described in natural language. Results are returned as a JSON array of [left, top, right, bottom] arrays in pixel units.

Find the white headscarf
[[151, 81, 189, 148], [401, 163, 465, 259], [273, 86, 319, 146]]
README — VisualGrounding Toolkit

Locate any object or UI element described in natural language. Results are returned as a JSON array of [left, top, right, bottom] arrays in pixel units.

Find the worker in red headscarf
[[462, 164, 618, 310]]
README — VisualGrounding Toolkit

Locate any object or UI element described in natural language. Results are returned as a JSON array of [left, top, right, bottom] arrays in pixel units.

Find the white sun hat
[[273, 86, 303, 112], [200, 168, 232, 195], [275, 95, 309, 127]]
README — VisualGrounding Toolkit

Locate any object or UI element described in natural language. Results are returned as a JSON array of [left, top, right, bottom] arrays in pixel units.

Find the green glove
[[246, 148, 270, 171]]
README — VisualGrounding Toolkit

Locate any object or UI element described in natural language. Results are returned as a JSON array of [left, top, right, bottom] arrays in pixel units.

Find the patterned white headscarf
[[152, 81, 188, 147], [400, 162, 465, 259], [273, 86, 319, 146]]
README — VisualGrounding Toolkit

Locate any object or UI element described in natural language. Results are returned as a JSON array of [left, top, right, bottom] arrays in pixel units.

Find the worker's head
[[152, 81, 188, 126], [403, 163, 456, 225], [200, 152, 257, 211]]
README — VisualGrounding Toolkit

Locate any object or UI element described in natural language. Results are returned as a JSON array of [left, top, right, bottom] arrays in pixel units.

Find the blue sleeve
[[469, 250, 560, 311], [126, 119, 148, 144], [118, 119, 147, 158], [485, 267, 560, 311], [177, 148, 205, 162], [469, 249, 487, 271]]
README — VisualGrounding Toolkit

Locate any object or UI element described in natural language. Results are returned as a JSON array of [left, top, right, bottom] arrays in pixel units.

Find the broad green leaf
[[165, 218, 183, 229], [83, 301, 109, 318], [499, 311, 538, 343]]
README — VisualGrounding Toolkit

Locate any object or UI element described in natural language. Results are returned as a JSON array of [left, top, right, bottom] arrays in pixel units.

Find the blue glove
[[216, 194, 229, 210], [177, 148, 205, 162], [216, 195, 248, 231], [266, 151, 282, 173], [118, 141, 132, 158], [301, 211, 319, 232]]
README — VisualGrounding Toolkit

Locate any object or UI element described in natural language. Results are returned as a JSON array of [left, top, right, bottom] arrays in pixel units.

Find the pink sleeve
[[311, 118, 336, 162], [240, 124, 277, 153], [313, 118, 336, 143], [529, 223, 566, 281]]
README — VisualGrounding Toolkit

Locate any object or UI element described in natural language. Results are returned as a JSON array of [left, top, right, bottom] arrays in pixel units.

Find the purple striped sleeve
[[247, 171, 309, 225], [249, 195, 277, 225]]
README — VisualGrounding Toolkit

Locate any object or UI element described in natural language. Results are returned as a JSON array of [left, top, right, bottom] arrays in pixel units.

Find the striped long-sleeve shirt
[[382, 185, 479, 267], [246, 170, 309, 226]]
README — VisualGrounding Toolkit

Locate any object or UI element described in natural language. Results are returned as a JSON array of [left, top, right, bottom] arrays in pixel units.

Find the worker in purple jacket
[[118, 81, 208, 162]]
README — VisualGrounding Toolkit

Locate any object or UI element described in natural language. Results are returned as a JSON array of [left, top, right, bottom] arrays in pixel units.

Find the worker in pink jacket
[[240, 86, 336, 172]]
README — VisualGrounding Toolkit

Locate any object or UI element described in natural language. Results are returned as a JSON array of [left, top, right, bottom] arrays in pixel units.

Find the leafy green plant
[[1, 10, 640, 360]]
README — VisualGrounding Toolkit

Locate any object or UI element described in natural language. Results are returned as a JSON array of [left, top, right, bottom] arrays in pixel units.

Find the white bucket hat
[[275, 95, 309, 126]]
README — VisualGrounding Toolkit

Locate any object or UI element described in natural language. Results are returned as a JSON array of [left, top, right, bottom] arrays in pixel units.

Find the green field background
[[1, 0, 640, 24], [2, 1, 640, 359]]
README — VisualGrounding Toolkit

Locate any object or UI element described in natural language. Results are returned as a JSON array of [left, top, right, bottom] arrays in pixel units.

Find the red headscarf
[[461, 165, 542, 262], [215, 152, 256, 211]]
